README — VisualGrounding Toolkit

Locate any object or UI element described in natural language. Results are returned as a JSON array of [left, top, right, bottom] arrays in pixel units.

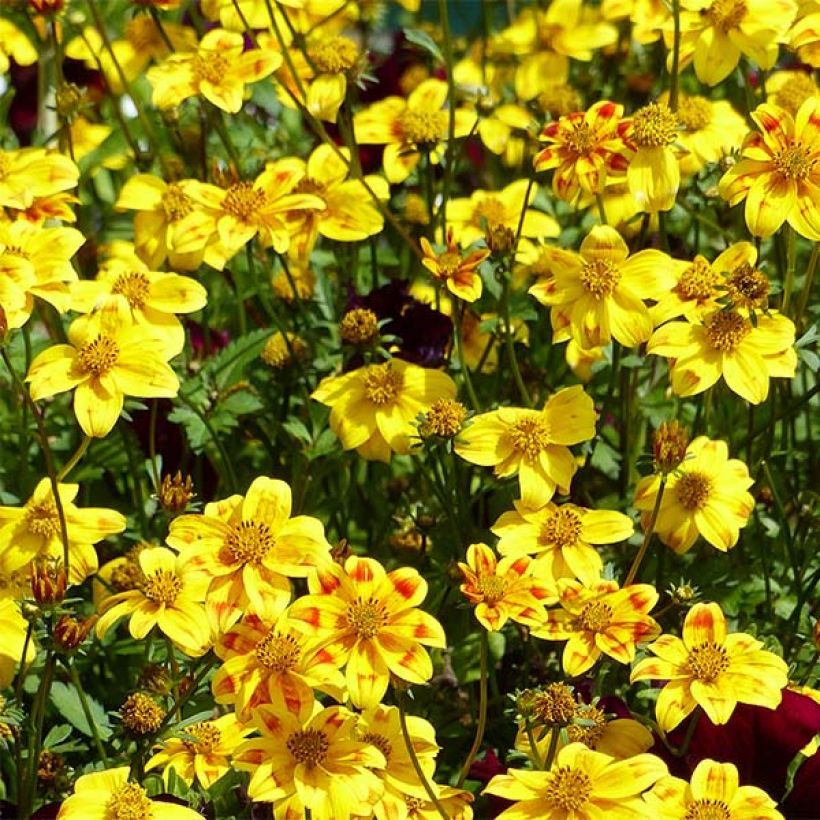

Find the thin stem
[[66, 660, 109, 765], [624, 474, 667, 586], [543, 726, 561, 770], [500, 275, 532, 407], [452, 302, 481, 411], [672, 709, 702, 757], [437, 0, 457, 233], [782, 224, 797, 314], [457, 631, 489, 787], [668, 0, 681, 111], [595, 193, 608, 225], [524, 720, 544, 769], [795, 242, 818, 332], [148, 400, 161, 491], [56, 435, 92, 481]]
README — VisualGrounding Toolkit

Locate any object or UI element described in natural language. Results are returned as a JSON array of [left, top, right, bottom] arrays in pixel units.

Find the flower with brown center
[[120, 692, 165, 736], [340, 308, 381, 346], [261, 331, 307, 370], [420, 229, 490, 302], [419, 398, 468, 439]]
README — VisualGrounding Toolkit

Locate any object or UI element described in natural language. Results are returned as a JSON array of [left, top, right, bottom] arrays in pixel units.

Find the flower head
[[420, 230, 489, 303]]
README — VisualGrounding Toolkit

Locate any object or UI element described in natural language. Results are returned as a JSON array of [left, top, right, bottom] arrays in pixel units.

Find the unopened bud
[[158, 471, 195, 514], [30, 559, 66, 606], [485, 224, 516, 255], [55, 83, 83, 120], [652, 420, 689, 474], [340, 308, 380, 347], [120, 692, 165, 736], [54, 614, 95, 650]]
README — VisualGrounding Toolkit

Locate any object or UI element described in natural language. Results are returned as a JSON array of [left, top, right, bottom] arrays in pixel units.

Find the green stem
[[673, 709, 701, 757], [56, 435, 91, 481], [457, 631, 489, 787], [148, 400, 161, 492], [500, 275, 532, 407], [452, 302, 481, 411], [668, 0, 681, 111], [782, 224, 797, 315], [524, 720, 544, 769], [624, 474, 667, 586], [437, 0, 457, 233], [543, 726, 561, 770], [795, 242, 818, 332], [66, 660, 109, 765], [595, 193, 608, 225]]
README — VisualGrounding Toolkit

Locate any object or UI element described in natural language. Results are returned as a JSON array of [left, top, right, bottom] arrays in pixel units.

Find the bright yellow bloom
[[96, 546, 211, 657], [790, 3, 820, 66], [446, 179, 560, 247], [56, 766, 201, 820], [146, 713, 252, 789], [62, 117, 130, 173], [420, 230, 490, 303], [455, 385, 597, 510], [484, 742, 667, 820], [311, 358, 457, 462], [353, 78, 477, 184], [70, 242, 207, 357], [634, 436, 754, 554], [602, 0, 670, 44], [0, 478, 125, 585], [0, 598, 36, 688], [168, 476, 331, 632], [534, 101, 626, 200], [631, 602, 789, 732], [529, 225, 676, 348], [492, 501, 634, 586], [147, 28, 280, 113], [644, 758, 783, 819], [533, 579, 660, 676], [647, 307, 797, 404], [565, 340, 607, 383], [407, 787, 475, 819], [458, 543, 557, 632], [718, 98, 820, 239], [766, 69, 820, 116], [26, 302, 180, 438], [0, 18, 37, 75], [478, 103, 533, 168], [288, 555, 446, 708], [234, 693, 385, 818], [0, 147, 78, 212]]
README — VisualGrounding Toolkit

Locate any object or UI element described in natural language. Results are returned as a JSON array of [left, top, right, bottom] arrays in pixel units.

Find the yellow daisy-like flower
[[647, 306, 797, 404], [56, 766, 201, 820], [288, 555, 446, 709], [455, 385, 597, 510], [311, 358, 457, 463], [26, 301, 180, 438], [0, 478, 125, 585], [420, 229, 490, 303], [634, 436, 754, 554], [458, 542, 557, 632], [673, 94, 748, 176], [353, 78, 477, 184], [631, 602, 789, 732], [529, 225, 676, 349], [484, 742, 667, 820], [167, 476, 331, 632], [0, 598, 36, 689], [532, 579, 660, 676], [766, 69, 820, 117], [234, 694, 386, 818], [477, 103, 533, 168], [0, 147, 78, 212], [790, 3, 820, 67], [147, 28, 281, 113], [0, 18, 37, 75], [96, 546, 211, 657], [145, 713, 252, 789], [644, 758, 783, 819], [492, 501, 634, 586], [407, 787, 475, 819], [718, 98, 820, 240]]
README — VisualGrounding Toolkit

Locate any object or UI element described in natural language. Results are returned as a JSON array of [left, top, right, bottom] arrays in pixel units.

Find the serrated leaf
[[220, 390, 263, 416], [590, 440, 621, 479], [49, 682, 112, 740], [282, 418, 312, 444], [403, 28, 444, 63], [43, 723, 72, 748], [204, 329, 272, 389]]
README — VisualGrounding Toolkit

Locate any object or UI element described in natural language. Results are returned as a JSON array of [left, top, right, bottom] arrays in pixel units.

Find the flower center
[[539, 507, 583, 548], [706, 0, 748, 34], [193, 53, 231, 86], [773, 143, 814, 181], [678, 96, 713, 131], [580, 258, 621, 298], [120, 692, 165, 736], [3, 244, 29, 259], [677, 255, 720, 300], [104, 781, 153, 820], [308, 36, 360, 74], [161, 184, 193, 222], [77, 335, 120, 377], [567, 705, 606, 748], [771, 74, 817, 116], [363, 363, 404, 406], [674, 471, 713, 511], [255, 631, 301, 672], [286, 728, 329, 768], [340, 308, 380, 345], [346, 596, 388, 639], [725, 263, 769, 310], [399, 109, 448, 145], [685, 799, 732, 820], [545, 765, 592, 811], [472, 196, 507, 229], [508, 416, 551, 461], [292, 175, 327, 199], [631, 102, 679, 148], [575, 600, 613, 632], [182, 722, 221, 754], [422, 398, 467, 438], [111, 272, 151, 310], [360, 731, 392, 763], [532, 683, 577, 724], [686, 641, 730, 682], [564, 122, 596, 155], [435, 251, 462, 279], [476, 575, 508, 605], [222, 181, 268, 223], [224, 521, 276, 564], [704, 309, 751, 352], [126, 16, 163, 52], [25, 499, 60, 538], [140, 569, 183, 604]]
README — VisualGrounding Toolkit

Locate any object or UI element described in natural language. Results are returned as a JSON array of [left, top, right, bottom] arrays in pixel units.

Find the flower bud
[[652, 420, 689, 474], [53, 614, 95, 650], [30, 559, 66, 606], [158, 471, 195, 514]]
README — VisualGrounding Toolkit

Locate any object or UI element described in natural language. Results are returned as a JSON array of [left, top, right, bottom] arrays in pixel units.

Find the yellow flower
[[492, 501, 634, 586], [96, 546, 211, 657], [0, 18, 37, 75], [168, 476, 331, 632], [790, 3, 820, 67], [234, 694, 385, 817], [64, 117, 130, 172], [458, 543, 557, 632], [478, 103, 534, 168], [353, 78, 477, 184], [529, 225, 676, 349], [644, 758, 783, 819], [56, 766, 202, 820], [147, 28, 280, 113], [647, 306, 797, 404], [311, 358, 457, 462], [634, 436, 754, 554], [718, 98, 820, 240], [766, 69, 820, 117], [288, 555, 446, 708], [420, 229, 490, 303], [0, 478, 125, 585], [631, 602, 789, 731], [0, 147, 78, 212], [484, 742, 667, 819], [26, 301, 180, 438], [0, 598, 36, 689], [533, 578, 660, 676], [455, 385, 597, 510], [298, 35, 363, 123], [145, 713, 252, 789], [407, 787, 475, 819]]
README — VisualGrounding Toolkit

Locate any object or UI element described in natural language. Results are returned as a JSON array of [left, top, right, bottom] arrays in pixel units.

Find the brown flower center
[[340, 308, 380, 346], [674, 471, 713, 511], [686, 641, 730, 682], [771, 74, 818, 116], [575, 600, 613, 633], [685, 799, 732, 820], [564, 122, 596, 155], [567, 704, 607, 748], [193, 53, 231, 86], [77, 335, 120, 376], [545, 765, 592, 811], [346, 596, 388, 639], [422, 398, 467, 438], [25, 499, 60, 538], [255, 631, 301, 672], [363, 363, 404, 406], [706, 0, 748, 34], [286, 728, 329, 768], [182, 722, 221, 754], [678, 96, 713, 131], [224, 521, 276, 564], [677, 255, 720, 300], [508, 416, 551, 461], [104, 781, 153, 820], [140, 569, 183, 604], [472, 196, 507, 229], [532, 683, 577, 725], [161, 184, 193, 222], [725, 263, 769, 310], [704, 309, 751, 352], [308, 36, 359, 74], [222, 181, 268, 222], [632, 102, 679, 148], [773, 143, 814, 181], [476, 575, 508, 605], [539, 507, 583, 548], [580, 258, 621, 298], [360, 731, 392, 762], [399, 109, 447, 145], [111, 272, 151, 310], [120, 692, 165, 736]]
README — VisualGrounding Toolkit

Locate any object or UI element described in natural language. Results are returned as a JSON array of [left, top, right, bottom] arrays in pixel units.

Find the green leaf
[[590, 440, 621, 480], [282, 418, 312, 444], [403, 28, 444, 64], [49, 682, 112, 740], [204, 329, 272, 389], [43, 723, 72, 748]]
